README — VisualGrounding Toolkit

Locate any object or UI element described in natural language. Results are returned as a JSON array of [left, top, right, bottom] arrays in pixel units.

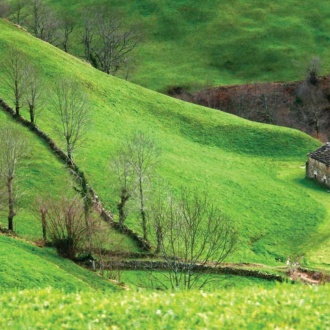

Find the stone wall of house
[[306, 157, 330, 188]]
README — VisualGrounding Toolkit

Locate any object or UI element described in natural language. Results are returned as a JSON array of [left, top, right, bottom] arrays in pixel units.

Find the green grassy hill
[[0, 19, 327, 267], [48, 0, 330, 91], [0, 235, 118, 292]]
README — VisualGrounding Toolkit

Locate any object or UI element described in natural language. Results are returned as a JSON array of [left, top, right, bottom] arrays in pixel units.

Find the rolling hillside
[[0, 19, 327, 267], [47, 0, 330, 91], [0, 235, 118, 292]]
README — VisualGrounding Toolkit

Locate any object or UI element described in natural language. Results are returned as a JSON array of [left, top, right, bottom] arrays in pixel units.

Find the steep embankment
[[0, 19, 326, 265]]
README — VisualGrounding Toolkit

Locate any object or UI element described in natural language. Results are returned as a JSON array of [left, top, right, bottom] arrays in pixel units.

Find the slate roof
[[308, 143, 330, 166]]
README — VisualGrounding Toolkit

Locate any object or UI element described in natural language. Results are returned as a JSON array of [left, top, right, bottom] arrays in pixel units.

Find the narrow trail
[[0, 98, 151, 252]]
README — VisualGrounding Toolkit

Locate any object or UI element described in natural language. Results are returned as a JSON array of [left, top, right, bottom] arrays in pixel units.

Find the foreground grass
[[0, 19, 326, 265], [0, 235, 118, 292], [47, 0, 330, 91], [0, 284, 328, 329]]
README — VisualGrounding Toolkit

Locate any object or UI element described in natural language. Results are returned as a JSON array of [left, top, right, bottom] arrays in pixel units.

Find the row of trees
[[0, 47, 90, 231], [2, 48, 90, 161], [0, 0, 140, 78]]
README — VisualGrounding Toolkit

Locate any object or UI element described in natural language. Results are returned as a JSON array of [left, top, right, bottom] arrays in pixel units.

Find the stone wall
[[306, 157, 330, 188]]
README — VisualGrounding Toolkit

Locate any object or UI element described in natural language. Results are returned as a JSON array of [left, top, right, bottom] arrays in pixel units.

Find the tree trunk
[[29, 105, 35, 124], [41, 211, 47, 241], [67, 143, 72, 163], [155, 225, 163, 254], [138, 179, 148, 240], [7, 176, 15, 231], [117, 188, 130, 227], [15, 102, 20, 117], [84, 209, 92, 254]]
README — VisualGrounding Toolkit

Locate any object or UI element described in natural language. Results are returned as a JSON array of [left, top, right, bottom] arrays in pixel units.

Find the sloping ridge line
[[0, 98, 151, 251]]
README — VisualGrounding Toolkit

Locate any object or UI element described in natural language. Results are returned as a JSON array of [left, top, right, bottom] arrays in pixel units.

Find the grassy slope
[[48, 0, 330, 91], [0, 111, 73, 239], [0, 284, 329, 329], [0, 235, 118, 292], [0, 20, 326, 266]]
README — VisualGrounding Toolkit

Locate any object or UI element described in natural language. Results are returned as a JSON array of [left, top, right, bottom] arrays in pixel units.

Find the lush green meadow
[[0, 19, 327, 266], [47, 0, 330, 91], [0, 9, 329, 329], [0, 235, 118, 292], [0, 284, 329, 329]]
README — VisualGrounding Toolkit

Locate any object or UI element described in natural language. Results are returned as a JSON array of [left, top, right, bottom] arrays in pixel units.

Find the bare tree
[[24, 64, 43, 124], [80, 8, 96, 64], [8, 0, 28, 25], [52, 79, 90, 162], [58, 13, 76, 53], [150, 188, 238, 290], [0, 123, 28, 231], [109, 151, 134, 228], [93, 14, 139, 75], [149, 183, 171, 254], [28, 0, 59, 44], [73, 170, 93, 254], [80, 7, 140, 76], [125, 131, 160, 241], [2, 48, 28, 116], [45, 196, 87, 259], [35, 196, 49, 241]]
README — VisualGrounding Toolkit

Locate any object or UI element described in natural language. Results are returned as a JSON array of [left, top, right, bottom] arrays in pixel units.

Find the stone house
[[306, 142, 330, 188]]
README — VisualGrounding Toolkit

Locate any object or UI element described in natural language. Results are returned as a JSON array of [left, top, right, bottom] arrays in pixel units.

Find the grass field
[[45, 0, 330, 91], [0, 19, 327, 266], [0, 12, 329, 329], [0, 235, 118, 292], [0, 284, 329, 329]]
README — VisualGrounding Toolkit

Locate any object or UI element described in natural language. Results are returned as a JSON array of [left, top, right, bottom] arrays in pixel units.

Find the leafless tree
[[150, 188, 238, 290], [45, 196, 87, 259], [149, 182, 171, 254], [73, 170, 93, 254], [109, 151, 135, 227], [58, 13, 76, 53], [125, 131, 161, 241], [24, 64, 44, 124], [80, 8, 96, 64], [80, 7, 140, 76], [94, 14, 139, 75], [2, 48, 28, 116], [35, 196, 49, 241], [8, 0, 28, 25], [0, 123, 28, 231], [52, 79, 90, 162], [28, 0, 59, 44]]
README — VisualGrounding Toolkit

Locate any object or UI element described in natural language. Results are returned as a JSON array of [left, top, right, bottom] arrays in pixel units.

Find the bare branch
[[52, 79, 90, 162], [0, 123, 28, 231]]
